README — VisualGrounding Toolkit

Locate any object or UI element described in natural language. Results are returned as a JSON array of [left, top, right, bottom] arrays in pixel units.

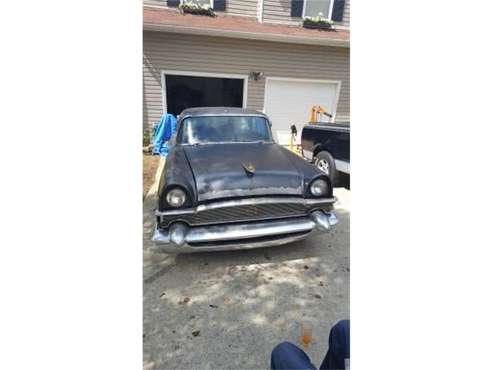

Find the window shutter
[[214, 0, 226, 11], [167, 0, 180, 7], [290, 0, 303, 17], [331, 0, 345, 22]]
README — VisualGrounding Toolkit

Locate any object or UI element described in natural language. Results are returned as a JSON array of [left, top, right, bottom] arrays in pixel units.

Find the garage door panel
[[164, 74, 244, 116], [264, 79, 338, 144]]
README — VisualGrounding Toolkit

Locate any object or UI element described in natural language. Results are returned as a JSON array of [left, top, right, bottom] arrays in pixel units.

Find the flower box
[[302, 16, 334, 31], [179, 2, 215, 17]]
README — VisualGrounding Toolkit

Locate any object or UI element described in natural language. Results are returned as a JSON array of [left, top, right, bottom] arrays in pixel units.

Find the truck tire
[[315, 151, 338, 186]]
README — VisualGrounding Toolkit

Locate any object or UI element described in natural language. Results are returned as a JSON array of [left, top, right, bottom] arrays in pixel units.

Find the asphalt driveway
[[143, 171, 350, 370]]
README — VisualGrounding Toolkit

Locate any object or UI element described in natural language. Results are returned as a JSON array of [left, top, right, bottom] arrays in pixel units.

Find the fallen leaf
[[304, 265, 310, 270], [224, 297, 231, 304], [192, 330, 200, 337], [314, 294, 322, 299], [182, 297, 190, 304]]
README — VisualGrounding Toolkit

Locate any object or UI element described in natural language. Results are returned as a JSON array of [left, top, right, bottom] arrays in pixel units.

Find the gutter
[[143, 23, 349, 48]]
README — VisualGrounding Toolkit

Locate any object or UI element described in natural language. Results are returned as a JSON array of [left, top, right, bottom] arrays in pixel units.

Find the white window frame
[[180, 0, 213, 7], [160, 70, 249, 114], [302, 0, 334, 20]]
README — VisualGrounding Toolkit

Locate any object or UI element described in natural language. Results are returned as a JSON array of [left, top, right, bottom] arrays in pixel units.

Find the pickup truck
[[301, 122, 350, 186]]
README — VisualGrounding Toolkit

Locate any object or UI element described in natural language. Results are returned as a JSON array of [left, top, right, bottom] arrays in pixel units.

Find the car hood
[[183, 143, 305, 201]]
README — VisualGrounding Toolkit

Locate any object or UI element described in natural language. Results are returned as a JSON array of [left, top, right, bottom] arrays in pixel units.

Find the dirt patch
[[143, 154, 161, 199]]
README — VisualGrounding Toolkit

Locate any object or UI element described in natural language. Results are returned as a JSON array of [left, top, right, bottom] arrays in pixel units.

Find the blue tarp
[[152, 114, 177, 156]]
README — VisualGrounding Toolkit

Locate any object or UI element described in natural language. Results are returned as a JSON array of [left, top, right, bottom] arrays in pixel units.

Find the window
[[303, 0, 333, 19], [178, 116, 272, 145]]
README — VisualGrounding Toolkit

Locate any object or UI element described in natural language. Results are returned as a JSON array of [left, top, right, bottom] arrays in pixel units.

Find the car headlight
[[166, 188, 186, 208], [310, 179, 328, 197]]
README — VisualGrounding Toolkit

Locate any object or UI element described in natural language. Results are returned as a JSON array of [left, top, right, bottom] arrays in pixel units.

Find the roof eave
[[143, 23, 350, 48]]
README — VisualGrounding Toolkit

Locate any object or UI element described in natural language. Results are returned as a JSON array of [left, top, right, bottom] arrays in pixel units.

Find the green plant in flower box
[[179, 1, 215, 17]]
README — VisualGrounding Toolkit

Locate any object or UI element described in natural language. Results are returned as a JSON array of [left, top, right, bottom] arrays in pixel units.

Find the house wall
[[262, 0, 350, 29], [228, 0, 258, 17], [143, 31, 349, 131], [143, 0, 258, 18]]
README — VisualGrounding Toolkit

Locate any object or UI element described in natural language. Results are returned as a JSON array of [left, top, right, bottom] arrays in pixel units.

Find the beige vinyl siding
[[262, 0, 350, 28], [263, 0, 299, 26], [143, 0, 168, 8], [227, 0, 258, 17], [143, 0, 258, 17], [143, 31, 349, 130]]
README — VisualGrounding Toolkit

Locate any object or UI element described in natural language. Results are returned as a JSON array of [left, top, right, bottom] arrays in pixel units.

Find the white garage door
[[264, 78, 340, 144]]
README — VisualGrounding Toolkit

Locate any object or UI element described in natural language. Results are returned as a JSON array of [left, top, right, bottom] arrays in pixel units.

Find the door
[[164, 74, 245, 116], [264, 78, 339, 145]]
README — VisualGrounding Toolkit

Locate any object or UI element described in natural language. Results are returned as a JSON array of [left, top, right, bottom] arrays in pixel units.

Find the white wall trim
[[160, 70, 249, 114], [262, 76, 342, 122], [257, 0, 264, 23]]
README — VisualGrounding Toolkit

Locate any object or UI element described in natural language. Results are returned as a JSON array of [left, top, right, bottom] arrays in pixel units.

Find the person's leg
[[319, 320, 350, 370], [270, 341, 317, 370]]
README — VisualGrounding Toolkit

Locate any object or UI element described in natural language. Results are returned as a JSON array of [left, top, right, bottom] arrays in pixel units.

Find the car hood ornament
[[242, 162, 256, 177]]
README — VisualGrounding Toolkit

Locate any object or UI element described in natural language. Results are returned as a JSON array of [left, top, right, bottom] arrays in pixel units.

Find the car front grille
[[159, 199, 333, 227]]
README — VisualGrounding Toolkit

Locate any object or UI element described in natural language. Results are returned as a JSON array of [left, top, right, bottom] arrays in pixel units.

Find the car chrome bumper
[[151, 210, 338, 253]]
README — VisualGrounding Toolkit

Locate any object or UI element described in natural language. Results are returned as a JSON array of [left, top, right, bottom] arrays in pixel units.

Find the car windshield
[[178, 116, 272, 145]]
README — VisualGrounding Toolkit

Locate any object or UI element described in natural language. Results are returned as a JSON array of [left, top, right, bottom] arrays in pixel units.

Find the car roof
[[179, 107, 267, 119]]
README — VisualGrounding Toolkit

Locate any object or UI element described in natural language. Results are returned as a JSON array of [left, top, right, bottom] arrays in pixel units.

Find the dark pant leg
[[270, 341, 317, 370], [319, 320, 350, 370]]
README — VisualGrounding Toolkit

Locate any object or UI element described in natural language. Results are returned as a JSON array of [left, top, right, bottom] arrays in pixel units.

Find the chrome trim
[[155, 196, 337, 216], [335, 159, 350, 174], [151, 210, 338, 253]]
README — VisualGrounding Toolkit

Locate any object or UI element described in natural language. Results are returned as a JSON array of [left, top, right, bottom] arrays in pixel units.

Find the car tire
[[315, 151, 338, 186]]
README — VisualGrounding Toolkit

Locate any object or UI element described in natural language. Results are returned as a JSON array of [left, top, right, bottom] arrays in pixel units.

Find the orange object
[[300, 323, 313, 348], [309, 105, 333, 124]]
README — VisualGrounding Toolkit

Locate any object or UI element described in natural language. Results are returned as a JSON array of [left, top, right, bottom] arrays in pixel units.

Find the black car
[[152, 107, 338, 253]]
